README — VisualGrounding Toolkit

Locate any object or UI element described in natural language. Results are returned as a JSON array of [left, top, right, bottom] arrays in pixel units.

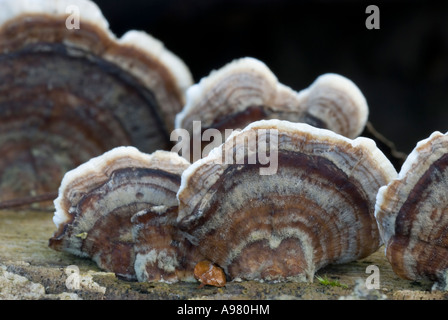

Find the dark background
[[93, 0, 448, 156]]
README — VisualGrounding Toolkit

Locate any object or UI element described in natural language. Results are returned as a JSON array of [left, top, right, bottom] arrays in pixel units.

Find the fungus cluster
[[49, 119, 397, 283], [2, 0, 447, 290]]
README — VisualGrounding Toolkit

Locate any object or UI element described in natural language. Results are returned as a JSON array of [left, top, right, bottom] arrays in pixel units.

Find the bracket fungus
[[0, 0, 192, 203], [375, 131, 448, 289], [49, 146, 191, 281], [177, 119, 397, 282], [131, 205, 203, 283], [174, 57, 368, 160]]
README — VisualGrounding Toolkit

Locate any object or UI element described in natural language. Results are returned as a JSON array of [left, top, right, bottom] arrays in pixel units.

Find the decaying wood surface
[[0, 209, 446, 300]]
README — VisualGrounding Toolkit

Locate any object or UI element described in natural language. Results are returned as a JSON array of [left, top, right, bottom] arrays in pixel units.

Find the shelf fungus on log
[[0, 0, 193, 204], [174, 57, 368, 160], [177, 119, 397, 282], [49, 146, 191, 281], [375, 131, 448, 290], [194, 260, 227, 288]]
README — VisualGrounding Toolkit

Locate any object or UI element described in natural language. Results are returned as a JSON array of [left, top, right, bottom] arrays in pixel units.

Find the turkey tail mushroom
[[0, 0, 192, 205], [174, 57, 368, 161], [49, 147, 191, 281], [375, 131, 448, 290]]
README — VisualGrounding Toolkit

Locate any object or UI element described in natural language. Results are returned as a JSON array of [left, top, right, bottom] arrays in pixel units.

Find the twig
[[0, 192, 58, 210]]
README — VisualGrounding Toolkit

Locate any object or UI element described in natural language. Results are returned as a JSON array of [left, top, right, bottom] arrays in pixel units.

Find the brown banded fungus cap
[[177, 119, 396, 282], [375, 131, 448, 289], [0, 0, 192, 203], [49, 146, 191, 281], [175, 57, 368, 158]]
